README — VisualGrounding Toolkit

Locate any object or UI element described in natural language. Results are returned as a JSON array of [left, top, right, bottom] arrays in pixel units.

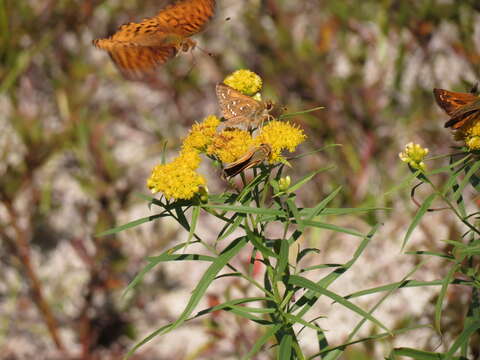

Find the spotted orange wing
[[433, 88, 480, 128], [153, 0, 216, 37], [93, 0, 216, 79]]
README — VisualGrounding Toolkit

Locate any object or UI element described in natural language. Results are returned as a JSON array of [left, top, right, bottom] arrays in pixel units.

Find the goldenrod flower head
[[254, 120, 306, 163], [278, 176, 291, 191], [182, 115, 220, 153], [466, 136, 480, 150], [224, 69, 263, 96], [399, 142, 429, 171], [207, 129, 254, 163], [147, 150, 205, 200], [178, 148, 203, 169], [454, 119, 480, 151]]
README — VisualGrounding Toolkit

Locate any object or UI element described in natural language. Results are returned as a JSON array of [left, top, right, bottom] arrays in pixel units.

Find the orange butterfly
[[433, 88, 480, 129], [93, 0, 216, 79]]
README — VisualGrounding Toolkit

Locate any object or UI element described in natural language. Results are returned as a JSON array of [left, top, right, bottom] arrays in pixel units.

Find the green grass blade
[[435, 264, 460, 333], [278, 334, 293, 360], [241, 324, 282, 360], [203, 204, 284, 216], [187, 205, 200, 246], [96, 213, 166, 237], [401, 193, 436, 250], [303, 186, 342, 221], [445, 320, 480, 359], [300, 220, 364, 237], [292, 225, 378, 316], [123, 253, 215, 298], [126, 236, 248, 358], [391, 347, 464, 359], [287, 275, 389, 333]]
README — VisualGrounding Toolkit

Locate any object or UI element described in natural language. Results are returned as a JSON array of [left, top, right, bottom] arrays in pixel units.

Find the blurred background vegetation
[[1, 0, 480, 358]]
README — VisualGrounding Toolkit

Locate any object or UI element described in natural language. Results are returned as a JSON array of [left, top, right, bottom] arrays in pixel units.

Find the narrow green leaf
[[241, 324, 282, 360], [123, 253, 215, 298], [247, 229, 278, 259], [402, 193, 436, 250], [435, 264, 460, 333], [278, 334, 293, 360], [203, 204, 283, 216], [217, 213, 245, 241], [126, 236, 248, 358], [297, 248, 321, 263], [452, 160, 480, 203], [287, 275, 389, 333], [445, 320, 480, 359], [303, 186, 342, 221], [312, 326, 428, 359], [293, 225, 378, 316], [275, 238, 289, 283], [285, 167, 335, 194], [195, 297, 270, 317], [187, 205, 200, 245], [345, 278, 470, 300], [392, 347, 464, 359], [283, 313, 324, 332], [300, 220, 364, 237], [96, 213, 166, 237], [286, 197, 304, 234]]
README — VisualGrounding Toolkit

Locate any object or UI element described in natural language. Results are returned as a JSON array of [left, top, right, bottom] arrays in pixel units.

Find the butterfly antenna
[[196, 45, 214, 58], [182, 49, 197, 78]]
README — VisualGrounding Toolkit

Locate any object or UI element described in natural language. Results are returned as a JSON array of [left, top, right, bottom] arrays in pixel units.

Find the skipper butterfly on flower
[[93, 0, 216, 79], [216, 83, 274, 128], [222, 143, 272, 178], [433, 88, 480, 129]]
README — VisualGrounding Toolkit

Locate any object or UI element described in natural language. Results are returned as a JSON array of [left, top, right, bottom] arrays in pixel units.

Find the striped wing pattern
[[93, 0, 216, 79]]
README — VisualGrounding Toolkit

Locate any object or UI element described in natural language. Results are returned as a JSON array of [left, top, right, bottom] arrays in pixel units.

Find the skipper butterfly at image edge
[[433, 88, 480, 129], [92, 0, 216, 80]]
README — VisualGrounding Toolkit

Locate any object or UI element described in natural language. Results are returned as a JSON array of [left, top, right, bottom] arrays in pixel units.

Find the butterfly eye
[[266, 102, 274, 110]]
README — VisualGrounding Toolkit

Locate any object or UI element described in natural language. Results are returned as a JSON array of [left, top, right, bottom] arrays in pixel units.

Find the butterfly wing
[[433, 88, 480, 128], [223, 144, 271, 178], [433, 88, 478, 115], [93, 0, 216, 78], [216, 83, 264, 126], [93, 19, 183, 79], [109, 44, 178, 79], [153, 0, 216, 37]]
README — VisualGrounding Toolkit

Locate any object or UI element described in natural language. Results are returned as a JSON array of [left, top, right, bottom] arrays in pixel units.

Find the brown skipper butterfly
[[433, 88, 480, 129], [222, 144, 271, 178]]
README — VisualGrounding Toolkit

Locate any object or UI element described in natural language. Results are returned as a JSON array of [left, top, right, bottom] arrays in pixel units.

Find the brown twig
[[4, 201, 66, 353]]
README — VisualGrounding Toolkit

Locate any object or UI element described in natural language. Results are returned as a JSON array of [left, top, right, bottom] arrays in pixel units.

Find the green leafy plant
[[100, 71, 416, 359], [390, 139, 480, 359]]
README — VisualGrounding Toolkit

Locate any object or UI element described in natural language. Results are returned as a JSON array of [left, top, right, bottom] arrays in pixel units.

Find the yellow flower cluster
[[399, 142, 429, 171], [147, 150, 205, 200], [207, 129, 254, 163], [224, 69, 263, 96], [453, 119, 480, 150], [254, 120, 307, 163], [182, 115, 221, 153], [147, 69, 308, 200]]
